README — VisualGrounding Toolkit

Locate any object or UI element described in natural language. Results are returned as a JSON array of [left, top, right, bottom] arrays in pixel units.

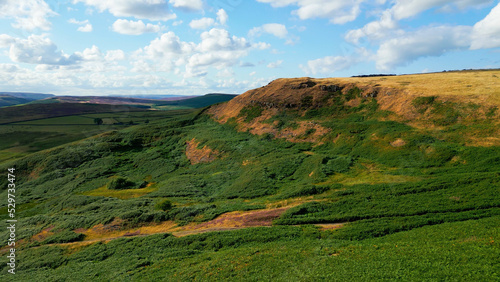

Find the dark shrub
[[108, 177, 136, 190]]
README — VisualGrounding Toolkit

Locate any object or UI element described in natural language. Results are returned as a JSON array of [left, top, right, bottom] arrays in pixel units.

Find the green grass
[[3, 217, 497, 281]]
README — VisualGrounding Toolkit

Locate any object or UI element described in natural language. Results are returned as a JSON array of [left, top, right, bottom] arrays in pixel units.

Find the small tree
[[108, 177, 135, 190], [155, 199, 173, 211], [93, 118, 103, 125]]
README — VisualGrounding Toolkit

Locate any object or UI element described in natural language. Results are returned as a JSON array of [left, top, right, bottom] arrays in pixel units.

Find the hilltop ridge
[[210, 70, 500, 145]]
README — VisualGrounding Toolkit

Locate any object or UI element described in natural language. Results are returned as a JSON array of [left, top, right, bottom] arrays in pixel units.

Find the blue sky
[[0, 0, 499, 96]]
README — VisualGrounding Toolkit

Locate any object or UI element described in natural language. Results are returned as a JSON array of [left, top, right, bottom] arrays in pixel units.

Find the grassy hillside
[[0, 95, 31, 108], [153, 94, 237, 110], [0, 70, 498, 280]]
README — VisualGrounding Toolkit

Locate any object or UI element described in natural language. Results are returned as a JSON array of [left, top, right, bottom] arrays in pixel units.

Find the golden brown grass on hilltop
[[209, 70, 500, 146]]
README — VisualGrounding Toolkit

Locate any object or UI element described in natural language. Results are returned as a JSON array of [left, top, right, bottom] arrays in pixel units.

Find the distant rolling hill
[[0, 103, 147, 124], [0, 92, 54, 100], [0, 92, 55, 107], [0, 95, 32, 107], [0, 94, 238, 124], [27, 93, 238, 110], [154, 94, 238, 109], [31, 96, 165, 106]]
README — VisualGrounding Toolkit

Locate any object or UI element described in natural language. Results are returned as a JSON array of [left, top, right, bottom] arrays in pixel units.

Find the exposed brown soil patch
[[15, 202, 343, 251], [184, 207, 289, 230], [390, 138, 406, 147], [185, 138, 221, 165], [31, 225, 56, 242]]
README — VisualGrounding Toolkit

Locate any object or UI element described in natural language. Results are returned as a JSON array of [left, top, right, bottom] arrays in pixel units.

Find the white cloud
[[252, 42, 271, 50], [138, 28, 252, 78], [345, 10, 399, 44], [346, 0, 493, 45], [189, 18, 215, 30], [301, 55, 358, 75], [267, 60, 283, 68], [105, 50, 126, 61], [249, 23, 288, 39], [112, 19, 161, 35], [0, 34, 15, 48], [68, 19, 89, 25], [73, 0, 176, 21], [169, 0, 203, 12], [68, 18, 93, 32], [240, 62, 255, 67], [9, 34, 81, 65], [256, 0, 362, 24], [76, 45, 102, 61], [0, 0, 57, 31], [471, 3, 500, 50], [376, 25, 472, 70], [78, 24, 93, 32], [143, 31, 195, 59], [217, 9, 228, 25], [392, 0, 492, 20], [0, 63, 19, 72], [185, 28, 251, 76], [197, 28, 250, 53], [217, 68, 234, 77]]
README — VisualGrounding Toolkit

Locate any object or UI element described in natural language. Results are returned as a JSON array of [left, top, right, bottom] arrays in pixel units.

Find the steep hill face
[[210, 70, 500, 145]]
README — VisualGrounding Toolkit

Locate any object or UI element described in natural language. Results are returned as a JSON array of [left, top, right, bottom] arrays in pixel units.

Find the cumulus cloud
[[391, 0, 492, 20], [169, 0, 203, 12], [73, 0, 176, 21], [217, 9, 228, 25], [112, 19, 161, 35], [9, 34, 82, 65], [0, 0, 57, 31], [345, 10, 399, 44], [78, 24, 93, 32], [68, 19, 93, 32], [105, 50, 126, 61], [0, 63, 19, 72], [301, 55, 358, 75], [471, 3, 500, 50], [138, 28, 254, 78], [256, 0, 362, 24], [186, 28, 251, 76], [0, 34, 15, 48], [189, 18, 215, 30], [143, 31, 195, 59], [249, 23, 288, 39], [347, 0, 493, 45], [376, 25, 472, 70], [267, 60, 283, 68]]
